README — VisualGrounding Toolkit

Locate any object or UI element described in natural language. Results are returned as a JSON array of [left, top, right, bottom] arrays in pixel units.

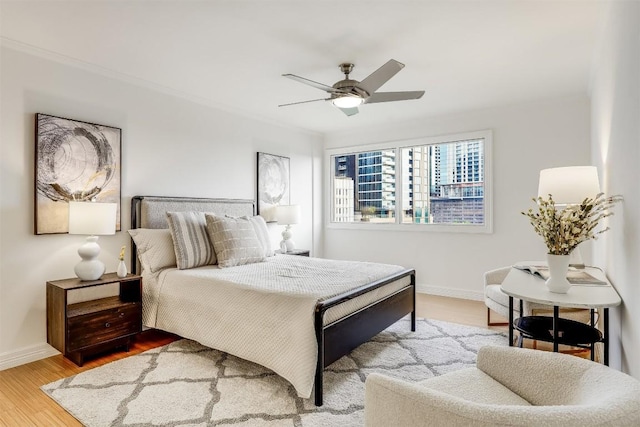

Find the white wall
[[323, 96, 591, 299], [590, 0, 640, 378], [0, 46, 322, 369]]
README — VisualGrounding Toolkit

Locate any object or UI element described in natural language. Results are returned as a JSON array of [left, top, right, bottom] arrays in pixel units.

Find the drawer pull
[[119, 312, 125, 317], [105, 322, 111, 328]]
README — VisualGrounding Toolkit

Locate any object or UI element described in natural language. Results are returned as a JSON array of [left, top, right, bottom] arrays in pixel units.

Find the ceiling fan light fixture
[[332, 95, 363, 109], [281, 59, 423, 116]]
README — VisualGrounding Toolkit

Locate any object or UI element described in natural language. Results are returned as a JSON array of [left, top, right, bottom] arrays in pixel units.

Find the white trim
[[327, 221, 490, 233], [0, 343, 60, 371], [325, 129, 493, 234], [416, 283, 484, 301]]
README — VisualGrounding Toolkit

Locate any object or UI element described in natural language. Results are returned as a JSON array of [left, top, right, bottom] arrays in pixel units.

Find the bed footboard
[[313, 269, 416, 406]]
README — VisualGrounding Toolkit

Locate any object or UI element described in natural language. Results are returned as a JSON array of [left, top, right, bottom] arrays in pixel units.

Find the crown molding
[[0, 37, 321, 137]]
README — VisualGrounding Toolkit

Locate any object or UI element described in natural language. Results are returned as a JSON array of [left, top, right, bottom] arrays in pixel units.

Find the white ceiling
[[0, 1, 605, 134]]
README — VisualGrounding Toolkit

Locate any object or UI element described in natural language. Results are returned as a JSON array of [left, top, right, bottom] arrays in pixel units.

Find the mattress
[[142, 254, 411, 398]]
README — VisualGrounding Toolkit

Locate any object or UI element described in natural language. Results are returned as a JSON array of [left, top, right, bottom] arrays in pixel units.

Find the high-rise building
[[404, 146, 429, 223], [429, 139, 484, 224], [335, 155, 356, 180], [357, 150, 396, 218], [333, 177, 355, 222], [401, 149, 414, 222], [333, 151, 397, 221], [402, 139, 484, 224]]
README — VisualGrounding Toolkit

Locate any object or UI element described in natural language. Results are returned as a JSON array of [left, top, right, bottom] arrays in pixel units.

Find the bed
[[130, 195, 416, 406]]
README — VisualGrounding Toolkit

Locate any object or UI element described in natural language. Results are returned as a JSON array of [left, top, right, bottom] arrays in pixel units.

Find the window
[[327, 130, 492, 233], [332, 149, 396, 223]]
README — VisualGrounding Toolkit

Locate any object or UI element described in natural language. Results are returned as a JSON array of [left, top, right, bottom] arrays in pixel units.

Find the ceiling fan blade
[[339, 107, 359, 116], [278, 98, 329, 107], [365, 91, 425, 104], [357, 59, 405, 95], [282, 74, 343, 94]]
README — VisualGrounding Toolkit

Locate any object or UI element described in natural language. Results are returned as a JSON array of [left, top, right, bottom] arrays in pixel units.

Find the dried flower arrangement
[[119, 246, 126, 261], [522, 193, 621, 255]]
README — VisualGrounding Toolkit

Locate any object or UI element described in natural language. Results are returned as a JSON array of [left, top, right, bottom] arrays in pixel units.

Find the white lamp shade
[[68, 201, 117, 235], [538, 166, 601, 204], [276, 205, 301, 225]]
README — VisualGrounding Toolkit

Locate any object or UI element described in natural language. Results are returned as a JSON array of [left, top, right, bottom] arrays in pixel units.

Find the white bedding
[[142, 255, 410, 398]]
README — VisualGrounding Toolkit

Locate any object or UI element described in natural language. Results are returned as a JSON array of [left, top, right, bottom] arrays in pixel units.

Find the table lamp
[[68, 201, 117, 280], [538, 166, 601, 205], [276, 205, 301, 253], [537, 166, 601, 268]]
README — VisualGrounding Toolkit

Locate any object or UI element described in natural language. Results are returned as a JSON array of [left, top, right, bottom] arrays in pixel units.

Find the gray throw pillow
[[166, 211, 217, 269], [205, 214, 266, 268]]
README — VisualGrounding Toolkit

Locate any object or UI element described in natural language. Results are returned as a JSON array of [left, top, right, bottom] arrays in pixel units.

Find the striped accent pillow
[[166, 211, 217, 269], [205, 214, 265, 268]]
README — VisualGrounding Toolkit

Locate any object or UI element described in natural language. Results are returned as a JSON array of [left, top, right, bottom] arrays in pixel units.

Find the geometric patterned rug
[[41, 318, 507, 427]]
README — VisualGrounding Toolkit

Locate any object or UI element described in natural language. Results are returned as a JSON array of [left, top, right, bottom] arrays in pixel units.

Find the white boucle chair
[[364, 346, 640, 427]]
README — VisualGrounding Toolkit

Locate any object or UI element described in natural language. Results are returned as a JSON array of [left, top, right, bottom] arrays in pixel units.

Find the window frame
[[325, 129, 493, 233]]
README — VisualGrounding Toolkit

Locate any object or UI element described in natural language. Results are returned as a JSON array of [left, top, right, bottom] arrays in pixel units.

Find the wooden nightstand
[[46, 273, 142, 366], [275, 249, 310, 257]]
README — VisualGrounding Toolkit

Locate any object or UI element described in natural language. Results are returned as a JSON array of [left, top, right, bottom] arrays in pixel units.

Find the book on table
[[513, 264, 607, 286]]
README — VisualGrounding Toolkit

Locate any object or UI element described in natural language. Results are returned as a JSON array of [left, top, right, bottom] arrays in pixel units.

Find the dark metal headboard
[[130, 196, 255, 273]]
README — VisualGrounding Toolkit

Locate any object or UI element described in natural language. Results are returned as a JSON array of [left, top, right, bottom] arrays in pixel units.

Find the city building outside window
[[327, 130, 492, 233]]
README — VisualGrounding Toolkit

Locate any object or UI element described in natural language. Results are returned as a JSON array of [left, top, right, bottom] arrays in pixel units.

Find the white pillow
[[205, 214, 266, 268], [128, 228, 177, 273], [167, 211, 217, 269], [246, 215, 274, 257]]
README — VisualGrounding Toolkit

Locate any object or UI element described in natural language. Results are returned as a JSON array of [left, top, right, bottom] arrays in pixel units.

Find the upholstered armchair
[[484, 266, 516, 325], [364, 346, 640, 427]]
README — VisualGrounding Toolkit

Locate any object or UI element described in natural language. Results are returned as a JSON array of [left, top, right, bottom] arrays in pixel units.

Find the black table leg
[[508, 296, 514, 347], [604, 308, 609, 366], [591, 309, 596, 361], [553, 306, 559, 353], [520, 299, 523, 317]]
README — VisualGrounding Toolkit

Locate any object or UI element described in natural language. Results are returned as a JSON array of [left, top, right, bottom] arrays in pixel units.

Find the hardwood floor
[[0, 329, 179, 426], [417, 293, 506, 330], [0, 295, 499, 426]]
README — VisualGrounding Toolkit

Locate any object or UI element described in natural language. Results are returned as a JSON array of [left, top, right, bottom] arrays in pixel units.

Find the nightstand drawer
[[67, 304, 141, 351]]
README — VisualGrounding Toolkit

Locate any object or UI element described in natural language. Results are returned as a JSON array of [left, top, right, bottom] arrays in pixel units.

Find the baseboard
[[0, 343, 60, 371], [416, 283, 484, 301]]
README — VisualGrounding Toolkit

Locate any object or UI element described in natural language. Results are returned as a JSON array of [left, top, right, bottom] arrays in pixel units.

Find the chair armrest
[[364, 373, 518, 427], [365, 370, 640, 426], [483, 267, 510, 287], [477, 346, 594, 405]]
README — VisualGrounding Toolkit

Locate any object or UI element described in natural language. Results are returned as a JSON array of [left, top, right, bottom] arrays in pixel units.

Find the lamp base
[[280, 225, 296, 253], [75, 236, 105, 281], [280, 238, 296, 253]]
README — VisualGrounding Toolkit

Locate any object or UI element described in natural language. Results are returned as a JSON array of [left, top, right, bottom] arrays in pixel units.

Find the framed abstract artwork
[[256, 152, 290, 223], [35, 113, 122, 234]]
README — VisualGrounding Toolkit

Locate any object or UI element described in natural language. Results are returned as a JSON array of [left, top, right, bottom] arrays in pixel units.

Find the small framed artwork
[[257, 152, 290, 223], [35, 113, 122, 234]]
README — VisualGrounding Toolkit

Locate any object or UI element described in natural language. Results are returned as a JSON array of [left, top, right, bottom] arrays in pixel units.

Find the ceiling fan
[[279, 59, 425, 116]]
